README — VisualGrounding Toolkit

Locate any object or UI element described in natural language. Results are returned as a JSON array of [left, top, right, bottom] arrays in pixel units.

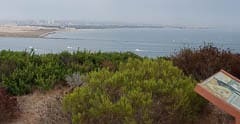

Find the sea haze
[[0, 28, 239, 57]]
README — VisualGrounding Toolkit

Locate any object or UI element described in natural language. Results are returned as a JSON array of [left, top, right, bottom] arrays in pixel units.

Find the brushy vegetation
[[172, 44, 240, 81], [0, 87, 18, 122], [63, 58, 204, 124], [0, 50, 140, 95], [1, 44, 240, 123]]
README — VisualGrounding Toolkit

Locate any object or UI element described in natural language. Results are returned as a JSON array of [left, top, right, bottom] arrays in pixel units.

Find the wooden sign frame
[[195, 70, 240, 124]]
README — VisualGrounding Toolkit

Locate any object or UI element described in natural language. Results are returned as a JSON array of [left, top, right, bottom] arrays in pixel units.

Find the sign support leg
[[236, 118, 240, 124]]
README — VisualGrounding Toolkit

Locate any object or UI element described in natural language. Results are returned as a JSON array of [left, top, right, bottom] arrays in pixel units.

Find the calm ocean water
[[0, 28, 239, 57]]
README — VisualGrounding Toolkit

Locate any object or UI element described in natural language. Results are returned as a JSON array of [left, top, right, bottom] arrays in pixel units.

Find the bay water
[[0, 28, 239, 57]]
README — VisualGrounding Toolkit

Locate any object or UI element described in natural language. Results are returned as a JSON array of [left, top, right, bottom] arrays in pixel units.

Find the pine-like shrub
[[63, 58, 204, 124], [172, 44, 240, 81]]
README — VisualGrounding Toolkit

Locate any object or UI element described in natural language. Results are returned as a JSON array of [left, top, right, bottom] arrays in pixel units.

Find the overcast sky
[[0, 0, 239, 27]]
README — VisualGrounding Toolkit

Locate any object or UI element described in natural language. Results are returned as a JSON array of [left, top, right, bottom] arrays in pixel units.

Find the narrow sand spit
[[0, 25, 58, 38]]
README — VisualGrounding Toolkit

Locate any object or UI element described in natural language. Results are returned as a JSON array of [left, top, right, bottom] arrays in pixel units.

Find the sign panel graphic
[[201, 71, 240, 110]]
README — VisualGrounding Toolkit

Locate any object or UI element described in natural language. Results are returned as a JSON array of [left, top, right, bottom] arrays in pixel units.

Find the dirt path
[[5, 86, 71, 124]]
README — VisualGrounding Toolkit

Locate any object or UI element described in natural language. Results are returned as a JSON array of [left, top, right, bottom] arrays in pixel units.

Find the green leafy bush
[[0, 50, 140, 95], [172, 44, 240, 81], [0, 50, 30, 83], [63, 58, 203, 124], [2, 63, 36, 95]]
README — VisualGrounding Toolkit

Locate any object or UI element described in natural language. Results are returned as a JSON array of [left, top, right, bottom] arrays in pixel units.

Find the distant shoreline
[[33, 24, 211, 30], [0, 25, 59, 38], [0, 24, 212, 38]]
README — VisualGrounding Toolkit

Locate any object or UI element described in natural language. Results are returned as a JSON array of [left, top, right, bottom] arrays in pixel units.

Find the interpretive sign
[[195, 70, 240, 124]]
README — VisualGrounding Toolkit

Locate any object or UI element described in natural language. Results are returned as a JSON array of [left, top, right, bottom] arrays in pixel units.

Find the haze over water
[[0, 0, 240, 57], [0, 28, 239, 57]]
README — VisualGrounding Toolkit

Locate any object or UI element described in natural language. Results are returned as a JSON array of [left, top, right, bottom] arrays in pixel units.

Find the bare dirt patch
[[4, 86, 71, 124], [195, 103, 235, 124]]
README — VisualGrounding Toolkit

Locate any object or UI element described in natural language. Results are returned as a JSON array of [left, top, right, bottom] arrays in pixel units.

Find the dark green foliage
[[0, 50, 30, 83], [60, 51, 141, 73], [172, 44, 240, 81], [63, 58, 204, 124], [0, 50, 140, 95], [3, 64, 35, 95]]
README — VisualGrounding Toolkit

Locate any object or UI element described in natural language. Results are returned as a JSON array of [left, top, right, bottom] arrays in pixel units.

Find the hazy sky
[[0, 0, 239, 27]]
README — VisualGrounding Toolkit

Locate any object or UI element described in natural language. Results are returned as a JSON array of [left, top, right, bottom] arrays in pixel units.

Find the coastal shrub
[[2, 60, 65, 95], [60, 51, 141, 73], [172, 44, 240, 81], [65, 72, 84, 88], [2, 64, 36, 95], [100, 60, 117, 71], [0, 50, 31, 83], [35, 63, 66, 91], [63, 58, 204, 124], [0, 87, 18, 122], [0, 50, 140, 95]]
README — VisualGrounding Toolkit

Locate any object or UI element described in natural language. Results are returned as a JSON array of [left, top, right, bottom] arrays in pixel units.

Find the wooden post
[[236, 118, 240, 124]]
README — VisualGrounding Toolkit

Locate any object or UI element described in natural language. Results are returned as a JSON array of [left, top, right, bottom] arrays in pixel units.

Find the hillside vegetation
[[0, 45, 240, 124], [0, 50, 139, 95], [63, 58, 203, 124], [172, 44, 240, 81]]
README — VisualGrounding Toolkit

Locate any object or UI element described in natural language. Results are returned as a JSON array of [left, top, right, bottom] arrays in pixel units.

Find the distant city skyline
[[0, 0, 240, 28]]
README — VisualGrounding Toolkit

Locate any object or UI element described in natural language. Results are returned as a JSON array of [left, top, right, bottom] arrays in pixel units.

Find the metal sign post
[[195, 70, 240, 124]]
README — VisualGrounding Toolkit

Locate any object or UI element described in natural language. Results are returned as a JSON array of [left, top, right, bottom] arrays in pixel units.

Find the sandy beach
[[0, 25, 58, 38]]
